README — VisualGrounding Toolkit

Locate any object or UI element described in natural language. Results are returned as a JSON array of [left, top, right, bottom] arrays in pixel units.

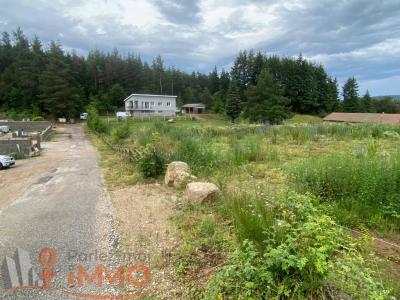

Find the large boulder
[[183, 182, 220, 204], [164, 161, 195, 187]]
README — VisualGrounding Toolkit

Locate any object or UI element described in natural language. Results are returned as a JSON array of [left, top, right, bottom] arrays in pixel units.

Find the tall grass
[[265, 123, 400, 144], [287, 150, 400, 231], [94, 118, 400, 185], [172, 135, 222, 176]]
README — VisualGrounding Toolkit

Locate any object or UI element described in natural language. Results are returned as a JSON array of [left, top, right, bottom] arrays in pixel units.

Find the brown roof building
[[323, 113, 400, 125]]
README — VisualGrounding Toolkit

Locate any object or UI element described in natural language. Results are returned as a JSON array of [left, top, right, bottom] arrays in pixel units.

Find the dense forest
[[0, 28, 399, 121]]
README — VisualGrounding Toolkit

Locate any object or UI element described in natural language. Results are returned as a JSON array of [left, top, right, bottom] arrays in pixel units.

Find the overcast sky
[[1, 0, 399, 96]]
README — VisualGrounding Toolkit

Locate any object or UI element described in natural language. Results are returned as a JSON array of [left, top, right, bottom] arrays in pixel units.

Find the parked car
[[0, 125, 9, 133], [0, 155, 15, 169], [116, 112, 129, 120], [80, 112, 88, 120]]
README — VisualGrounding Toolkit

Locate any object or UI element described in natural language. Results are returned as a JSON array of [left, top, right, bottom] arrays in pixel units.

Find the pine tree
[[0, 32, 12, 73], [211, 92, 224, 113], [208, 66, 220, 94], [152, 55, 164, 94], [123, 54, 143, 94], [201, 87, 213, 109], [219, 68, 231, 103], [249, 51, 265, 85], [244, 69, 290, 124], [225, 80, 241, 122], [326, 78, 340, 113], [361, 90, 374, 113], [342, 77, 360, 112], [231, 51, 250, 91], [39, 42, 83, 117]]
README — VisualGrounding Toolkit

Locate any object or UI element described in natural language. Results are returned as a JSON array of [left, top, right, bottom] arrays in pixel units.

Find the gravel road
[[0, 124, 121, 299]]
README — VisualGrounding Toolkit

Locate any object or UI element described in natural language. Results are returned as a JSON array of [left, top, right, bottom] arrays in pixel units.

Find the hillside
[[374, 95, 400, 101]]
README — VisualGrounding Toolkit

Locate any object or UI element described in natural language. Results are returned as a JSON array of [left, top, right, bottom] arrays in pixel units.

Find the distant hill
[[373, 95, 400, 101]]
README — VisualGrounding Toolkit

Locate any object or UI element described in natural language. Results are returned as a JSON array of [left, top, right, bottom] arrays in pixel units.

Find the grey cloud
[[151, 0, 202, 25]]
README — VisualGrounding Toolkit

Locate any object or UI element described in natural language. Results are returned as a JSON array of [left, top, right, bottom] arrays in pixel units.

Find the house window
[[150, 102, 154, 107], [158, 102, 162, 106], [166, 102, 171, 107], [144, 102, 149, 109], [134, 101, 138, 109]]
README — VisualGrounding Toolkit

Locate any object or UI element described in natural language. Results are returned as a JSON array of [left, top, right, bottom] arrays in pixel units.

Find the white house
[[124, 94, 177, 117]]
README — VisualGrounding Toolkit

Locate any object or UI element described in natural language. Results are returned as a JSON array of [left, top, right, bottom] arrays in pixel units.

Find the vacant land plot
[[90, 114, 400, 299]]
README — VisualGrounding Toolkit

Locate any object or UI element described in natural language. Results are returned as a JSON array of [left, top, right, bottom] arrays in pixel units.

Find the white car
[[80, 112, 88, 120], [0, 126, 9, 133], [0, 155, 15, 169], [116, 112, 129, 119]]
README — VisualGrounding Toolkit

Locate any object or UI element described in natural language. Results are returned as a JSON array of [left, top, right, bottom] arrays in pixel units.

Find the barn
[[181, 103, 206, 114]]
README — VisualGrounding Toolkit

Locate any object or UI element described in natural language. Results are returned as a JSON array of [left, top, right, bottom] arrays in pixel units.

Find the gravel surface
[[111, 184, 183, 299], [0, 124, 122, 299]]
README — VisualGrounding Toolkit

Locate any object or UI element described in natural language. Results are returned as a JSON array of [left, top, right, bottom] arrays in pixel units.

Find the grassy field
[[89, 113, 400, 299]]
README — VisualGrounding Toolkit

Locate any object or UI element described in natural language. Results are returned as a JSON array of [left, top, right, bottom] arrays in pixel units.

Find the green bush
[[110, 121, 131, 144], [137, 144, 166, 178], [86, 105, 107, 134], [206, 192, 389, 299]]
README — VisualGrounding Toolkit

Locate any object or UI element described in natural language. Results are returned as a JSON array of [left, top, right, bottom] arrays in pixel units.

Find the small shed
[[181, 103, 206, 114], [323, 113, 400, 125]]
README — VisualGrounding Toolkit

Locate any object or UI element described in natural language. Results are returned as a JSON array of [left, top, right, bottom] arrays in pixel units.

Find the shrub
[[137, 144, 166, 178], [206, 192, 389, 299], [136, 133, 167, 178], [110, 121, 131, 144], [87, 105, 107, 134]]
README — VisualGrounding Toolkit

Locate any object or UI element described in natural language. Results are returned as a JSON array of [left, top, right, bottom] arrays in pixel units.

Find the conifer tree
[[39, 42, 84, 117], [342, 77, 360, 112], [244, 69, 290, 124], [208, 66, 220, 94], [361, 90, 374, 112], [225, 80, 241, 122]]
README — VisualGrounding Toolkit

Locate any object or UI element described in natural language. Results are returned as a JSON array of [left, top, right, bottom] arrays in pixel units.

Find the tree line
[[0, 28, 398, 122], [341, 78, 400, 114], [225, 51, 400, 123]]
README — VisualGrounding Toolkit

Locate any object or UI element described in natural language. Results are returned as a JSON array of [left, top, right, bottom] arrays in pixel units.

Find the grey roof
[[124, 93, 177, 102], [181, 103, 206, 108]]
